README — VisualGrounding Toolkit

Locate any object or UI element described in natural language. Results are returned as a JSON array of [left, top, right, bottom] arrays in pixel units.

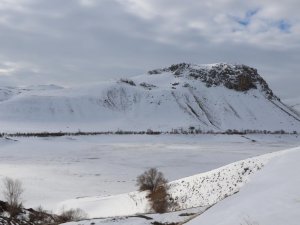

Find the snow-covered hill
[[59, 146, 300, 225], [186, 147, 300, 225], [58, 149, 280, 218], [0, 63, 299, 132]]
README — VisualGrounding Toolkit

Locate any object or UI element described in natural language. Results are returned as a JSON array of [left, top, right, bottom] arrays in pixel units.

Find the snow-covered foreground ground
[[63, 208, 205, 225], [0, 134, 299, 216], [59, 143, 269, 218], [60, 141, 300, 225], [62, 207, 205, 225], [186, 146, 300, 225]]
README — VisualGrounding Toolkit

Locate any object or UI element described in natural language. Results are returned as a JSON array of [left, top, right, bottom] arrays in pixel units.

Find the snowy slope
[[57, 145, 300, 225], [58, 192, 150, 218], [284, 96, 300, 116], [294, 104, 300, 113], [58, 148, 284, 218], [0, 63, 299, 132], [186, 147, 300, 225]]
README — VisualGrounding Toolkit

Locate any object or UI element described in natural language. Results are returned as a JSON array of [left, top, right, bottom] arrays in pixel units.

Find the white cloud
[[116, 0, 300, 49], [0, 0, 298, 98]]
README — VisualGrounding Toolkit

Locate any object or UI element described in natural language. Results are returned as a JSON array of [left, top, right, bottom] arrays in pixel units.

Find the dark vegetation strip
[[0, 129, 298, 138]]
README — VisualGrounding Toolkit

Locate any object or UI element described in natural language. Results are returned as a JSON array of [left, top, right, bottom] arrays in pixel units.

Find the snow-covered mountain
[[0, 63, 299, 132]]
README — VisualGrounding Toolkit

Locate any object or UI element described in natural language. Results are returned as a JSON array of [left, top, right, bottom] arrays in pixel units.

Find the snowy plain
[[56, 137, 300, 225], [0, 134, 299, 214]]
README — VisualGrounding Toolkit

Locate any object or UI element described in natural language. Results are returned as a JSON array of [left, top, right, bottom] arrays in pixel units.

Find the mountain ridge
[[0, 63, 299, 132]]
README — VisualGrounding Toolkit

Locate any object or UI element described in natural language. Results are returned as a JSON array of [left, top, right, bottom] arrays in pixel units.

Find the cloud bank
[[0, 0, 299, 99]]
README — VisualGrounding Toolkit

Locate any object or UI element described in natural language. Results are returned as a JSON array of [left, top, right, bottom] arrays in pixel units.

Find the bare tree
[[136, 168, 168, 192], [136, 168, 169, 213], [2, 177, 24, 218]]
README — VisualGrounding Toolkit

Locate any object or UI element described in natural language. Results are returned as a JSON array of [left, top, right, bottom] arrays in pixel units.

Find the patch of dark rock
[[119, 78, 136, 86], [151, 222, 179, 225], [178, 212, 196, 216], [134, 214, 153, 220]]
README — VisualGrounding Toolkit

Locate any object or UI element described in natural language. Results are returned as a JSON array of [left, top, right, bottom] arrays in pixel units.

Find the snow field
[[186, 146, 300, 225], [0, 134, 298, 211], [58, 141, 295, 218], [59, 144, 300, 225]]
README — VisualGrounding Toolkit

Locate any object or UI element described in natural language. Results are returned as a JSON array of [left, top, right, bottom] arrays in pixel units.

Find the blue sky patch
[[234, 8, 259, 26], [278, 20, 291, 32]]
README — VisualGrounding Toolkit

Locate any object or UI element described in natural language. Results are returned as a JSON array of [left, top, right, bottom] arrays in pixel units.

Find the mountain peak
[[148, 63, 278, 100]]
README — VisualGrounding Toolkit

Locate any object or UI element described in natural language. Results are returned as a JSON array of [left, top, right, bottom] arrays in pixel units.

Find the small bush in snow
[[56, 208, 87, 223], [28, 205, 56, 224]]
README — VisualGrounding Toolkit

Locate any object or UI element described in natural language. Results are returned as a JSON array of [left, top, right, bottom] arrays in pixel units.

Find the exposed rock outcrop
[[148, 63, 278, 100]]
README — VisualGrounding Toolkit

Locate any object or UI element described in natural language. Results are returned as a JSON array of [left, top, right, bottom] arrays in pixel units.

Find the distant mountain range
[[0, 63, 299, 133]]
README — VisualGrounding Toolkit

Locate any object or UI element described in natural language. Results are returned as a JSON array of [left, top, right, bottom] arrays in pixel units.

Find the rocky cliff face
[[148, 63, 278, 100]]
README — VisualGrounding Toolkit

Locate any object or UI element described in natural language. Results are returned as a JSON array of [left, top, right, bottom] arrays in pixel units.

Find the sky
[[0, 0, 299, 100]]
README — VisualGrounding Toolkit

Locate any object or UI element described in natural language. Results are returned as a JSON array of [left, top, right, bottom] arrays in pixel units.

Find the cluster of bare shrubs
[[0, 128, 297, 138], [0, 169, 177, 225], [0, 177, 87, 224], [56, 208, 87, 223], [170, 128, 298, 135], [136, 168, 175, 213], [28, 206, 87, 224]]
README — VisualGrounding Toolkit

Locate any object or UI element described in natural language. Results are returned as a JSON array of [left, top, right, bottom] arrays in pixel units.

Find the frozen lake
[[0, 134, 299, 210]]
